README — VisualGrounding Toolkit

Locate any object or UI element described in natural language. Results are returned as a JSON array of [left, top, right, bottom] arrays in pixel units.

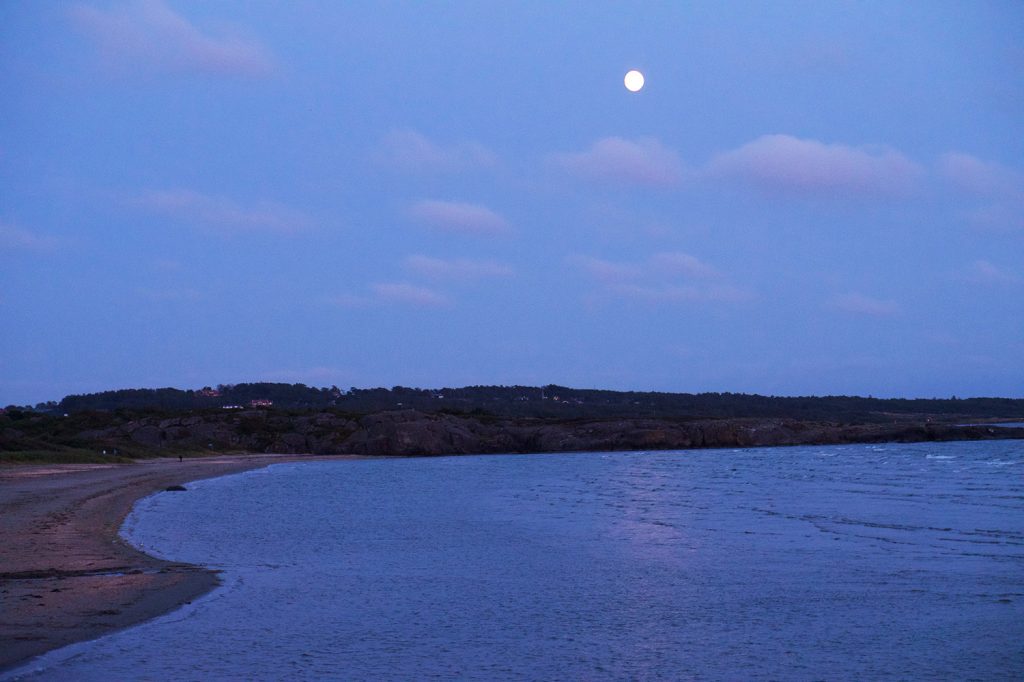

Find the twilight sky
[[2, 1, 1022, 404]]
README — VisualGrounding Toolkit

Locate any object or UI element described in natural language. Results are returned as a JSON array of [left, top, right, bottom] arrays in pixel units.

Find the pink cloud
[[408, 200, 510, 236], [571, 252, 750, 304], [404, 255, 513, 280], [650, 252, 720, 278], [152, 259, 183, 272], [571, 252, 719, 282], [0, 222, 60, 251], [939, 153, 1023, 198], [70, 0, 274, 78], [709, 134, 922, 197], [260, 366, 350, 383], [940, 153, 1023, 232], [379, 130, 496, 172], [552, 137, 686, 188], [960, 259, 1018, 286], [325, 293, 371, 309], [830, 293, 901, 317], [136, 287, 202, 302], [568, 255, 642, 283], [371, 282, 451, 307], [965, 204, 1024, 233], [608, 283, 752, 304], [137, 189, 310, 234]]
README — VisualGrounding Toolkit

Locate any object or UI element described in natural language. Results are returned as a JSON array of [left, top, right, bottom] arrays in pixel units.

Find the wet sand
[[0, 455, 360, 673]]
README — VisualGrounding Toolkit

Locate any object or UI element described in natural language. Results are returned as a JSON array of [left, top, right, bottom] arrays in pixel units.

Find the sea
[[7, 440, 1024, 681]]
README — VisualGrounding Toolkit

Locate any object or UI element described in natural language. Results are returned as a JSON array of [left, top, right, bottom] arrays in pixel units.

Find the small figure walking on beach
[[178, 454, 182, 463]]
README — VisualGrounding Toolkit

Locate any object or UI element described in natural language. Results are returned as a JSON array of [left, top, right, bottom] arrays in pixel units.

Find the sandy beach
[[0, 454, 359, 673]]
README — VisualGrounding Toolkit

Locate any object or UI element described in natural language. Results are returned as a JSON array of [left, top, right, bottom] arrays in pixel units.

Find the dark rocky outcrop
[[74, 412, 1019, 456], [4, 408, 1023, 459]]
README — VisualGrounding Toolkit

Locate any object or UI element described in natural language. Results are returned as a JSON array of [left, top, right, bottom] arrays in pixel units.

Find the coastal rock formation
[[4, 408, 1022, 459], [344, 411, 481, 456]]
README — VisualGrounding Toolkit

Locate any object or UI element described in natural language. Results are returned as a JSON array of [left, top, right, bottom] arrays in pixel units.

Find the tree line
[[23, 383, 1024, 423]]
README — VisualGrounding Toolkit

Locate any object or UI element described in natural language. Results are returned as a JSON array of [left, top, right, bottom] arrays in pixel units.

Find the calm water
[[9, 441, 1024, 680]]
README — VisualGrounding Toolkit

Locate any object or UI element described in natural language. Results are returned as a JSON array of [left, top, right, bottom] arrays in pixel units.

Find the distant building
[[250, 399, 273, 408], [198, 388, 221, 397]]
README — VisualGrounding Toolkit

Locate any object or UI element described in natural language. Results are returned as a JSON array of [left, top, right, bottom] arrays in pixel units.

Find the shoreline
[[0, 454, 361, 674]]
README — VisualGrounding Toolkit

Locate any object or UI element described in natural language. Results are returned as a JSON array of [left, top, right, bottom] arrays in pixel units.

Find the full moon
[[624, 69, 645, 92]]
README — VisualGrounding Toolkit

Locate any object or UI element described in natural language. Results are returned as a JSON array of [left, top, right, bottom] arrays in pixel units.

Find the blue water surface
[[9, 441, 1024, 680]]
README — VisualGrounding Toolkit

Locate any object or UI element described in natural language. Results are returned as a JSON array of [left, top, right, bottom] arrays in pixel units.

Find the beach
[[0, 455, 359, 673]]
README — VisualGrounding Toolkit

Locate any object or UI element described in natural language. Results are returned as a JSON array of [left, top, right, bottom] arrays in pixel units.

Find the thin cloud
[[136, 287, 202, 302], [152, 259, 183, 272], [70, 0, 274, 78], [571, 252, 749, 304], [830, 292, 901, 317], [571, 252, 719, 282], [137, 189, 311, 234], [939, 153, 1023, 198], [964, 204, 1024, 233], [552, 137, 686, 188], [327, 285, 452, 309], [325, 293, 372, 309], [609, 283, 752, 304], [379, 129, 496, 172], [404, 255, 513, 280], [960, 259, 1019, 286], [568, 255, 642, 283], [940, 153, 1024, 233], [408, 200, 510, 236], [0, 222, 60, 252], [709, 134, 922, 197], [371, 282, 451, 307], [261, 366, 349, 383], [650, 252, 720, 278]]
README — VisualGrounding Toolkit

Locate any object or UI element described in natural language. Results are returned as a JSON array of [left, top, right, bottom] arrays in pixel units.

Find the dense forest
[[12, 383, 1024, 423]]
